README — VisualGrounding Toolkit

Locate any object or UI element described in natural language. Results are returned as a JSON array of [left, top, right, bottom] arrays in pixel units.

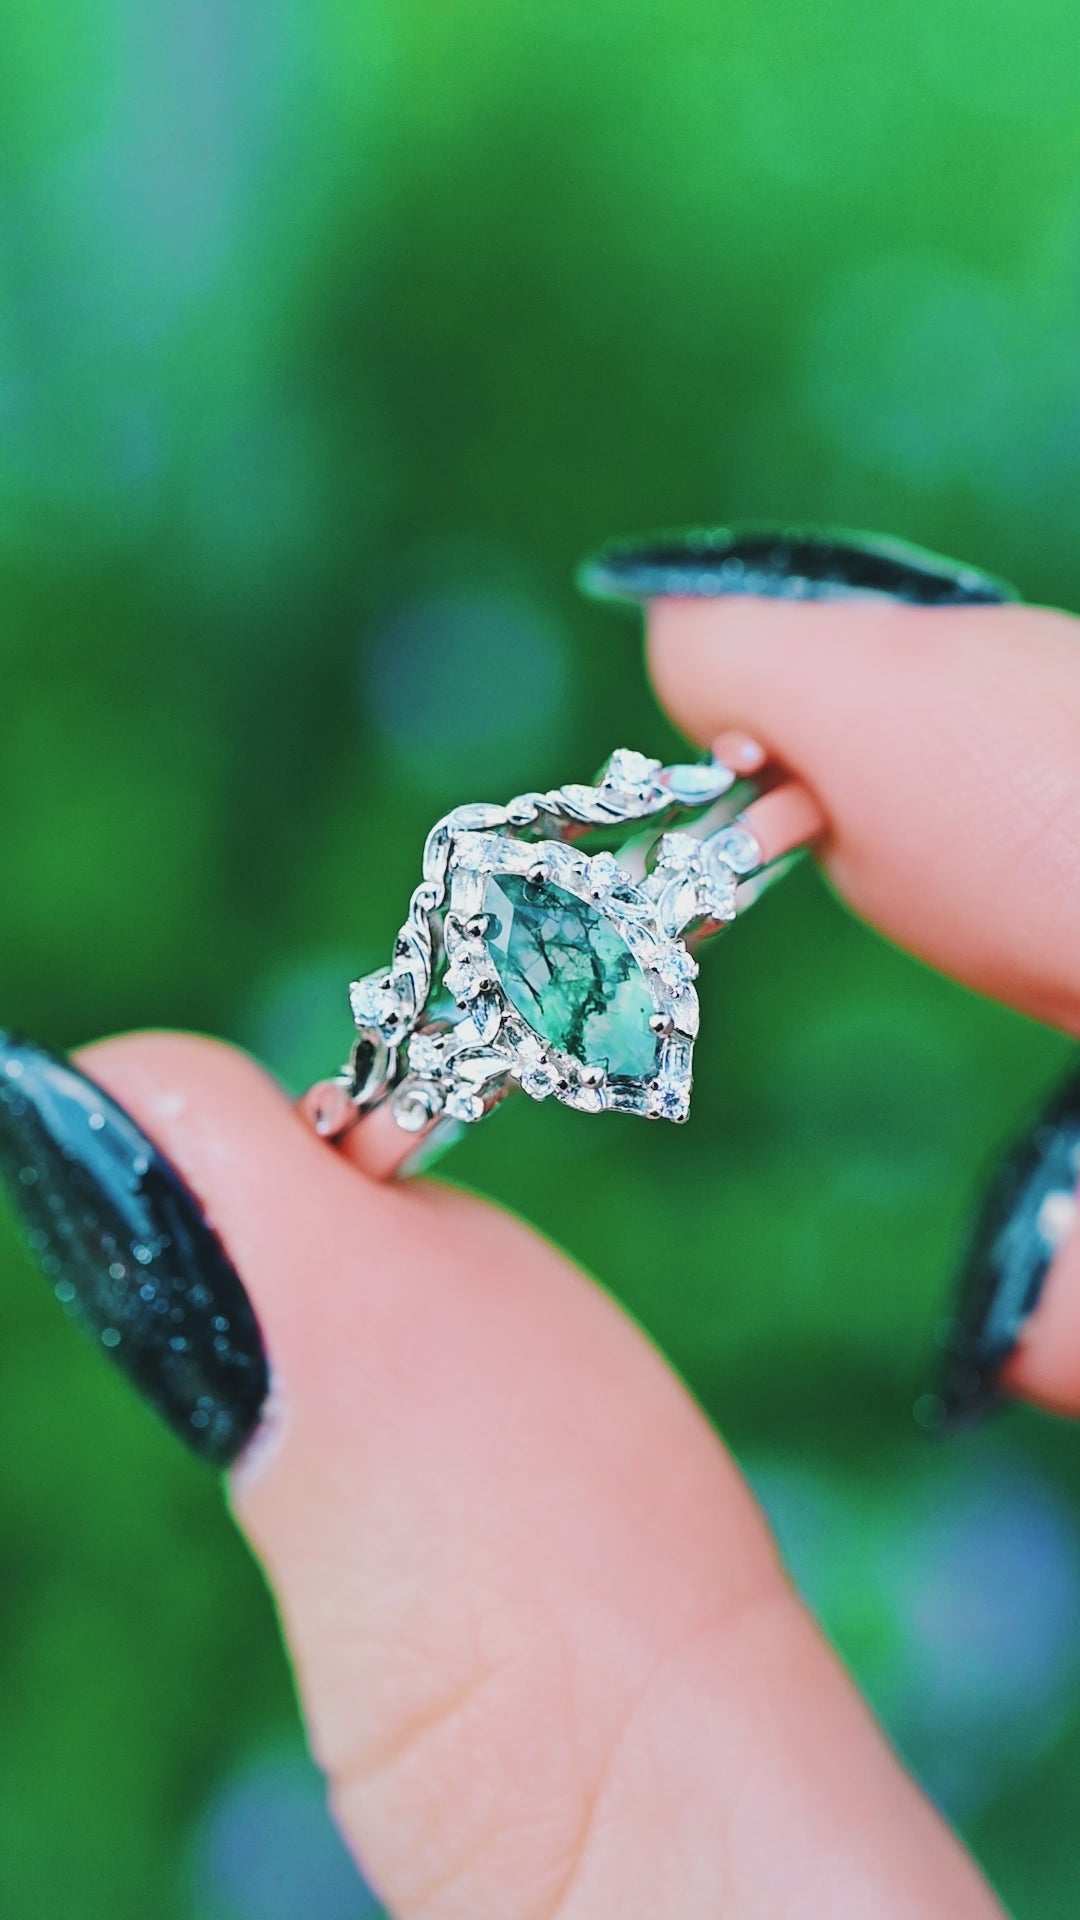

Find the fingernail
[[0, 1033, 268, 1465], [578, 525, 1019, 607], [917, 1063, 1080, 1435]]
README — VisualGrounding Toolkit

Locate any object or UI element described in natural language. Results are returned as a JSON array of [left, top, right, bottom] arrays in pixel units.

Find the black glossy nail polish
[[0, 1034, 268, 1465], [918, 1064, 1080, 1434], [578, 525, 1019, 607]]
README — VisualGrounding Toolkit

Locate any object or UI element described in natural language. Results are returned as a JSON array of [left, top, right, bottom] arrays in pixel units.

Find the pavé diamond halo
[[299, 745, 820, 1174]]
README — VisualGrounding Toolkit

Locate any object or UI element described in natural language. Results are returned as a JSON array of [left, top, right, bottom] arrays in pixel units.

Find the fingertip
[[648, 596, 887, 752], [76, 1028, 364, 1240], [76, 1028, 288, 1129], [0, 1030, 282, 1466], [75, 1026, 382, 1388], [648, 594, 1068, 747]]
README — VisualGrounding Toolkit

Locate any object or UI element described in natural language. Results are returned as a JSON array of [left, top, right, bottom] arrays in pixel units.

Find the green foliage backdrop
[[2, 4, 1079, 1915]]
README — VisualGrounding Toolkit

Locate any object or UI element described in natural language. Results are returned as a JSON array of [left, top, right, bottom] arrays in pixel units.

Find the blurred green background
[[2, 2, 1080, 1915]]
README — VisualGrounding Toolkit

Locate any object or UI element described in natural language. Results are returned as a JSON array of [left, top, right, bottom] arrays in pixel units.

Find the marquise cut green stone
[[483, 873, 659, 1079]]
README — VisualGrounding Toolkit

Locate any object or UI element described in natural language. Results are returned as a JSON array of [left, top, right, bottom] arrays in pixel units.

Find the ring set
[[299, 745, 820, 1174]]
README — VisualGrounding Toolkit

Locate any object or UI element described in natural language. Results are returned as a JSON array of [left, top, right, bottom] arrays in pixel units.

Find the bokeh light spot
[[189, 1746, 382, 1920]]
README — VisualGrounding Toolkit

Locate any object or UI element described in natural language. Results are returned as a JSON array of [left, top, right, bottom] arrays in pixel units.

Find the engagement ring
[[299, 743, 822, 1175]]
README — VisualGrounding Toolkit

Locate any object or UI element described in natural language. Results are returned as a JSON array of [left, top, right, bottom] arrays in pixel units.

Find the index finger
[[647, 596, 1080, 1033]]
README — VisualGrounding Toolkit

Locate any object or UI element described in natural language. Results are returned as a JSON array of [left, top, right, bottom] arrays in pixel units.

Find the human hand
[[4, 529, 1079, 1919]]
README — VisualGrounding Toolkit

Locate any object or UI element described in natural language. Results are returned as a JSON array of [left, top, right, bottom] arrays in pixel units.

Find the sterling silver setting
[[299, 747, 803, 1161]]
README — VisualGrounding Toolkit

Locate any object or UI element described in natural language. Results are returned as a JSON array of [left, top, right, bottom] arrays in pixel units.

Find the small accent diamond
[[586, 851, 629, 895], [444, 954, 488, 1002], [652, 943, 699, 989], [516, 1036, 563, 1100], [697, 866, 738, 922], [654, 831, 701, 872], [453, 834, 493, 871], [407, 1031, 445, 1078], [350, 972, 411, 1036], [520, 1059, 562, 1099], [601, 748, 663, 806], [648, 1077, 690, 1121], [444, 1088, 486, 1123]]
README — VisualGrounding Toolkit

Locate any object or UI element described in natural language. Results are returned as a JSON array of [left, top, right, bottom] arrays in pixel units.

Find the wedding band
[[298, 746, 823, 1175]]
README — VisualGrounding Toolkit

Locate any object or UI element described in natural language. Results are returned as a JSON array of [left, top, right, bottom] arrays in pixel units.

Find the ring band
[[298, 746, 823, 1175]]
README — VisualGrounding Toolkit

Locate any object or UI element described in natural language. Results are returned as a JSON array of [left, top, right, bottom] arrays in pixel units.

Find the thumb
[[0, 1028, 997, 1920]]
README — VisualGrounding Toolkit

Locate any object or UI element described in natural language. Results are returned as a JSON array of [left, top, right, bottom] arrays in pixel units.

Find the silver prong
[[649, 1012, 675, 1036], [464, 914, 490, 940]]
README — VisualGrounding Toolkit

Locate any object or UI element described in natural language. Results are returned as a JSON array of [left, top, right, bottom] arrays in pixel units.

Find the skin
[[77, 596, 1080, 1919]]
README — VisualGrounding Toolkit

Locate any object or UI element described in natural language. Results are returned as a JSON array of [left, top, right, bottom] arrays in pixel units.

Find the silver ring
[[298, 746, 821, 1174]]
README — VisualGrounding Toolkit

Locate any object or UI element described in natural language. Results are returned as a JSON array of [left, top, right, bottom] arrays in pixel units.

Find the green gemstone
[[483, 873, 659, 1079]]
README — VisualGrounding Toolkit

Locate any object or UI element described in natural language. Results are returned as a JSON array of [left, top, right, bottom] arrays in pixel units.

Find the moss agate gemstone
[[483, 873, 658, 1078]]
